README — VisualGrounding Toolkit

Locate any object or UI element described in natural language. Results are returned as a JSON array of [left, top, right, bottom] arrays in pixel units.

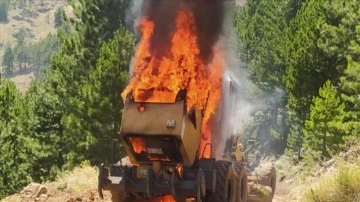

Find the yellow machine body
[[119, 99, 202, 167]]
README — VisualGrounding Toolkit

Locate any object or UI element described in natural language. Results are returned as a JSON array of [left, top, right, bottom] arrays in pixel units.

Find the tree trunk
[[322, 124, 327, 160]]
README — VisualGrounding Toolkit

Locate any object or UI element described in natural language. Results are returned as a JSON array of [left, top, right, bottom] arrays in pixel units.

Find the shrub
[[0, 0, 9, 22], [305, 165, 360, 202]]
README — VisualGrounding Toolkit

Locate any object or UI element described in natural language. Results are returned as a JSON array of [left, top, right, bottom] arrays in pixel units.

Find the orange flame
[[129, 137, 146, 153], [149, 195, 176, 202], [123, 8, 222, 155], [129, 137, 172, 162], [123, 8, 223, 201]]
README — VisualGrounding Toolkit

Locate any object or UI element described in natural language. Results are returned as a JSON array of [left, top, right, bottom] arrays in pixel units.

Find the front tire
[[207, 160, 236, 202]]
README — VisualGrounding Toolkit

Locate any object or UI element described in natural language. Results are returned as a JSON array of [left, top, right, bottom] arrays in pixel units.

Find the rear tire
[[234, 162, 248, 202], [257, 164, 276, 201], [207, 160, 236, 202]]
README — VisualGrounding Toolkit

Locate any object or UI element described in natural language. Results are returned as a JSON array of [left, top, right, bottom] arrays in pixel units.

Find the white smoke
[[126, 0, 144, 34], [211, 3, 262, 158], [125, 0, 144, 77]]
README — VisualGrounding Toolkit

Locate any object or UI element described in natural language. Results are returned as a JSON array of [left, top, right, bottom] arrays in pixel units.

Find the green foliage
[[233, 0, 287, 90], [13, 28, 29, 71], [338, 8, 360, 138], [303, 80, 346, 159], [286, 0, 305, 21], [14, 44, 29, 71], [25, 0, 134, 169], [317, 0, 359, 72], [284, 0, 328, 125], [285, 116, 303, 160], [317, 0, 360, 139], [13, 27, 27, 46], [2, 0, 357, 197], [2, 43, 14, 76], [341, 57, 360, 138], [233, 0, 293, 154], [0, 0, 9, 22], [0, 79, 31, 198], [54, 7, 64, 28], [2, 31, 59, 76], [0, 0, 133, 198], [28, 33, 60, 75], [283, 0, 359, 157], [23, 78, 66, 181], [83, 28, 134, 164]]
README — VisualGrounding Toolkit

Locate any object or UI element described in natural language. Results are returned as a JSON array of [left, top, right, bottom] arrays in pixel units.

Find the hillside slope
[[0, 0, 68, 45], [0, 0, 70, 91], [4, 147, 360, 202]]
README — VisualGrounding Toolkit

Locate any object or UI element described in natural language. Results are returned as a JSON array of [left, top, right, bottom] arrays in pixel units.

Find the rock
[[35, 185, 47, 197], [12, 15, 25, 21], [66, 197, 76, 202], [324, 159, 335, 168], [34, 194, 48, 201], [20, 182, 47, 198]]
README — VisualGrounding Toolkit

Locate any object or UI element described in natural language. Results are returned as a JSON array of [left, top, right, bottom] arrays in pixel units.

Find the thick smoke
[[189, 1, 225, 62], [129, 0, 225, 63], [126, 1, 264, 158]]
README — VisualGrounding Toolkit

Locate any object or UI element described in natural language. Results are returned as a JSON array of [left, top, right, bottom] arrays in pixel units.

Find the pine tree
[[28, 33, 59, 75], [54, 7, 64, 28], [84, 28, 134, 164], [285, 116, 303, 160], [233, 0, 287, 90], [303, 80, 345, 159], [0, 0, 9, 22], [43, 0, 132, 168], [2, 44, 14, 76], [283, 0, 345, 156], [341, 56, 360, 137], [0, 79, 31, 198], [317, 0, 360, 138], [14, 28, 29, 71], [24, 79, 66, 181]]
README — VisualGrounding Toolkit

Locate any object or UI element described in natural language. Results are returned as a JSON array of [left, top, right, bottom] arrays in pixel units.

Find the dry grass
[[304, 162, 360, 202], [303, 143, 360, 202], [2, 161, 113, 202], [47, 161, 98, 195]]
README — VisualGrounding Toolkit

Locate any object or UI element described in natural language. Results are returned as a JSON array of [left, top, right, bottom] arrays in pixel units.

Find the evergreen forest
[[0, 0, 359, 198]]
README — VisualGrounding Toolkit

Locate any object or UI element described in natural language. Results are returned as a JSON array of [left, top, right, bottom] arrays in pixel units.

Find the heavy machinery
[[98, 76, 276, 202]]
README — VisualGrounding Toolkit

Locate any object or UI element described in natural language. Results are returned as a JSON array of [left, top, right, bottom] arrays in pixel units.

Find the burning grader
[[98, 89, 276, 202], [96, 0, 275, 201]]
